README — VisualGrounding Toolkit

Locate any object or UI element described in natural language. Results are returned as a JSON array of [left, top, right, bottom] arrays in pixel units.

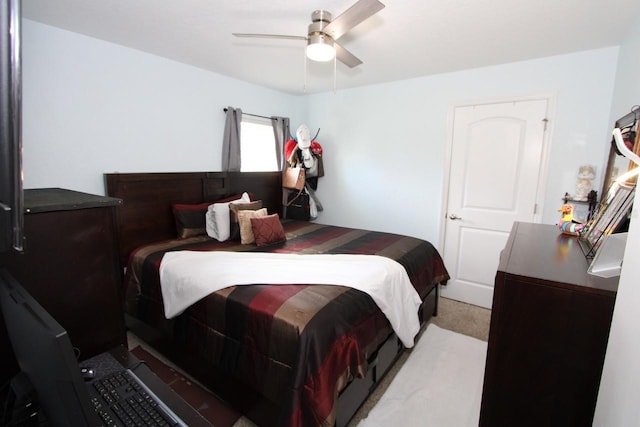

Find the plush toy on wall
[[557, 204, 586, 236]]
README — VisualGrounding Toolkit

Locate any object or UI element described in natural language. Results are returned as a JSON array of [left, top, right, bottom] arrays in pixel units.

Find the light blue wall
[[23, 19, 619, 246], [22, 20, 304, 196], [305, 49, 618, 243]]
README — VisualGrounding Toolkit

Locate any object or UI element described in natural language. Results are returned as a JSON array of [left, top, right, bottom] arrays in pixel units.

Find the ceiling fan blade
[[233, 33, 307, 41], [335, 42, 362, 68], [323, 0, 385, 40]]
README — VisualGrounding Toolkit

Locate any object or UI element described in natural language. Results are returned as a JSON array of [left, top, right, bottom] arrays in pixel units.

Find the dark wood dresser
[[0, 188, 126, 384], [479, 221, 618, 427]]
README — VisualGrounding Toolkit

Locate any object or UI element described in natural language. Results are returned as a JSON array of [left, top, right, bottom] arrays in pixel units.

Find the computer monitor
[[0, 269, 102, 426]]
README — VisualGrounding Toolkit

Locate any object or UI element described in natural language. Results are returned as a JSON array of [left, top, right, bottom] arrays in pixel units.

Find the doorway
[[441, 97, 552, 308]]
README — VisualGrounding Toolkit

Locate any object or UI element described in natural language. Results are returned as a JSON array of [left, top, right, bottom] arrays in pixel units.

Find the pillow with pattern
[[251, 214, 286, 247]]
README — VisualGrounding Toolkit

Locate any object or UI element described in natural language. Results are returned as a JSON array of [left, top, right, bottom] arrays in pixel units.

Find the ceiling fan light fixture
[[306, 34, 335, 62], [233, 0, 386, 69]]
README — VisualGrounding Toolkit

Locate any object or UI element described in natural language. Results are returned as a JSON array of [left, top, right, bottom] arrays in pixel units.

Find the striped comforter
[[124, 220, 449, 427]]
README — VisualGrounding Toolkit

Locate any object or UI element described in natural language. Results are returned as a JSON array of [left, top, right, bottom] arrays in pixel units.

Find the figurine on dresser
[[557, 203, 585, 236], [575, 165, 596, 201]]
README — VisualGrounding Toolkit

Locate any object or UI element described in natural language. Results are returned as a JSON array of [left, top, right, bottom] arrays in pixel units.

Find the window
[[240, 117, 278, 172]]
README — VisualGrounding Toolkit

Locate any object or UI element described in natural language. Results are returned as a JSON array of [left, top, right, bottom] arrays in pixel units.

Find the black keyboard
[[89, 369, 184, 427]]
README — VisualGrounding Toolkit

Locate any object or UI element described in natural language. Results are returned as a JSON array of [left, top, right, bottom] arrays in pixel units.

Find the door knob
[[449, 214, 462, 220]]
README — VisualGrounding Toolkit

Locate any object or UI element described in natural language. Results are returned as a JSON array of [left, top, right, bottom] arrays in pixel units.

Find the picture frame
[[580, 181, 635, 258]]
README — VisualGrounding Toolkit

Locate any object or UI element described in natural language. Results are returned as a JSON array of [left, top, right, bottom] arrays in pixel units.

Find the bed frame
[[104, 171, 282, 268], [105, 171, 439, 427]]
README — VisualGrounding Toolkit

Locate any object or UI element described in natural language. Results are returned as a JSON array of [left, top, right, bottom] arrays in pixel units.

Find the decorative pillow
[[251, 214, 286, 247], [237, 208, 268, 244], [229, 200, 263, 241], [172, 202, 211, 238], [205, 192, 251, 241], [172, 194, 248, 238]]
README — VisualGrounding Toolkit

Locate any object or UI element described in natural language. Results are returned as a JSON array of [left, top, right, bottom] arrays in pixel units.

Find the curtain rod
[[223, 108, 272, 120], [223, 108, 321, 140]]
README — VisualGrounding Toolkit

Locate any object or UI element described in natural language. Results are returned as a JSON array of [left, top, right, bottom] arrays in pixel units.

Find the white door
[[441, 98, 550, 308]]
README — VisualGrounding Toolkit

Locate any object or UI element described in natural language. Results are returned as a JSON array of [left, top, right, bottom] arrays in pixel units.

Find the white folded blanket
[[159, 251, 422, 347]]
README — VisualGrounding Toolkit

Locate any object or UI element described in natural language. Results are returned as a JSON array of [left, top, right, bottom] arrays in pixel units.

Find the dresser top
[[24, 188, 122, 213], [500, 222, 618, 295]]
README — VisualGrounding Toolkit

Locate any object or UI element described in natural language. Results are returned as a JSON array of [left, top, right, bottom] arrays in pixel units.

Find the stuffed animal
[[557, 204, 585, 236]]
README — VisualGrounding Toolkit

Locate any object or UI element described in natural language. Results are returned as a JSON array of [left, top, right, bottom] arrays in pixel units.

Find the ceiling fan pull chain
[[333, 54, 337, 94], [304, 51, 308, 93]]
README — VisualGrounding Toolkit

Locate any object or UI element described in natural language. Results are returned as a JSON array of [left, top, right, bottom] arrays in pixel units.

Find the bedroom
[[3, 0, 640, 426]]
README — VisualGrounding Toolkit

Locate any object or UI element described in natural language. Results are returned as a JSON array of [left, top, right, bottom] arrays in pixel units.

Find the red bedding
[[124, 220, 449, 426]]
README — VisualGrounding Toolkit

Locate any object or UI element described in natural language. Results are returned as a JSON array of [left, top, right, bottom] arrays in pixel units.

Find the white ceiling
[[22, 0, 640, 95]]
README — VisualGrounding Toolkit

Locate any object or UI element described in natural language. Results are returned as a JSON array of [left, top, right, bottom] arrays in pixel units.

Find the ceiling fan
[[233, 0, 385, 68]]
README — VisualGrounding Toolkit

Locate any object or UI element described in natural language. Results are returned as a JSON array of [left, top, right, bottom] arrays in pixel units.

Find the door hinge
[[534, 203, 538, 214], [542, 118, 549, 131]]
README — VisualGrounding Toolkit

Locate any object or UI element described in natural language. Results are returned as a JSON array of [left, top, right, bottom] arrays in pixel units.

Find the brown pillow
[[229, 200, 263, 240], [172, 202, 211, 238], [251, 214, 286, 247], [237, 208, 268, 244]]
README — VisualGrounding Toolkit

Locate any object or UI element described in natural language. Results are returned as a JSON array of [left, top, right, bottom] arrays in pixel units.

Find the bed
[[105, 171, 449, 427]]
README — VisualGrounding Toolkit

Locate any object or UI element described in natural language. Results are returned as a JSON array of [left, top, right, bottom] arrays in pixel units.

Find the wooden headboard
[[105, 171, 282, 267]]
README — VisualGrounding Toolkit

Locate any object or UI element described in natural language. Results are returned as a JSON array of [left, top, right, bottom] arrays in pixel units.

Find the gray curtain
[[271, 116, 290, 171], [222, 106, 242, 171]]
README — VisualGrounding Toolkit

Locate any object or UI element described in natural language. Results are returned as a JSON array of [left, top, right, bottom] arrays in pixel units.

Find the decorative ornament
[[557, 204, 585, 236]]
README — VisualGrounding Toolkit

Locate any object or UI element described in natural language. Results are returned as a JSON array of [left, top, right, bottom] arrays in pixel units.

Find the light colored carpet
[[355, 324, 487, 427], [431, 297, 491, 342]]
